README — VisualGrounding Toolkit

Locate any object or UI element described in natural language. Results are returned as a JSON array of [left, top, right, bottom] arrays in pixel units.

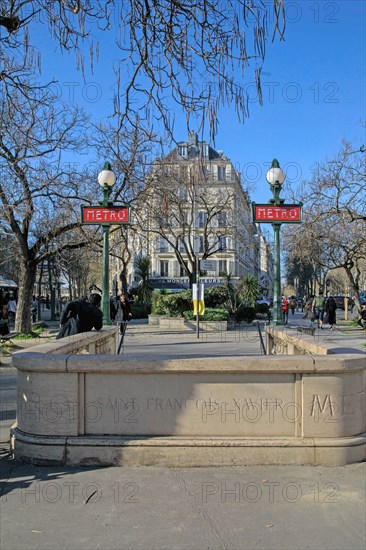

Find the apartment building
[[126, 132, 273, 293]]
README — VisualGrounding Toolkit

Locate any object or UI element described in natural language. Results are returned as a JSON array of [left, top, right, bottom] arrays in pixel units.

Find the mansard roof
[[164, 131, 224, 161]]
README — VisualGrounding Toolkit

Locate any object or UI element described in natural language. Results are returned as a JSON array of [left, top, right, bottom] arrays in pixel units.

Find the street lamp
[[266, 159, 286, 325], [98, 162, 116, 325]]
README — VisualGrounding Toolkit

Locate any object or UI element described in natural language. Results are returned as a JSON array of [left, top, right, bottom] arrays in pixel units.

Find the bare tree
[[283, 220, 329, 296], [1, 1, 286, 138], [300, 138, 366, 223], [0, 88, 101, 332], [91, 121, 158, 296], [114, 0, 285, 139], [284, 138, 366, 308], [0, 1, 113, 105]]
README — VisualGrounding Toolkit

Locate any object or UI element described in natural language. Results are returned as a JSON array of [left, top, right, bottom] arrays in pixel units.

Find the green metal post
[[272, 224, 282, 325], [196, 256, 200, 339], [268, 162, 284, 326], [102, 186, 111, 325]]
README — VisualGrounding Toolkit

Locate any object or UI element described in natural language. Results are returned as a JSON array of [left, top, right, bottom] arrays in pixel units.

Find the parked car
[[256, 298, 271, 307], [333, 295, 354, 310]]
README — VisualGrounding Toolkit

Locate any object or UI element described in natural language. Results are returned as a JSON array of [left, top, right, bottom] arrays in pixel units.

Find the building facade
[[126, 132, 274, 294]]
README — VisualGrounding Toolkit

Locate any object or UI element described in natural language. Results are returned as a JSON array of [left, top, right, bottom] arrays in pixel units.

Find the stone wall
[[10, 326, 365, 466]]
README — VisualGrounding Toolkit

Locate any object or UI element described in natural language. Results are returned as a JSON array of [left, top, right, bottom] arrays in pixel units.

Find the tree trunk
[[344, 266, 361, 315], [119, 270, 128, 295], [16, 262, 37, 333], [37, 268, 43, 321]]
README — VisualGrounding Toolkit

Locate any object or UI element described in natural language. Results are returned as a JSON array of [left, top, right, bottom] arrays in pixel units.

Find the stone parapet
[[10, 326, 365, 466]]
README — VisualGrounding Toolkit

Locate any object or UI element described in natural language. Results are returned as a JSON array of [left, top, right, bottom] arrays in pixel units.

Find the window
[[198, 211, 207, 228], [160, 261, 169, 277], [177, 187, 188, 201], [218, 236, 227, 251], [178, 145, 187, 157], [219, 260, 227, 274], [217, 211, 227, 227], [194, 236, 205, 253], [180, 264, 187, 277], [217, 166, 226, 181], [159, 238, 169, 253]]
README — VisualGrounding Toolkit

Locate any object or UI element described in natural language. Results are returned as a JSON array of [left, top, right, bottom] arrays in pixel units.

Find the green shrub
[[14, 323, 46, 339], [151, 292, 166, 314], [204, 286, 229, 308], [163, 291, 191, 317], [235, 305, 256, 323], [183, 308, 229, 321], [151, 291, 191, 317], [204, 308, 230, 321], [131, 303, 151, 318], [255, 303, 269, 314]]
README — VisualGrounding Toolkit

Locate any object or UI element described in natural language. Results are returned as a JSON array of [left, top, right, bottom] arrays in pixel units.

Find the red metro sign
[[252, 204, 302, 224], [81, 206, 130, 225]]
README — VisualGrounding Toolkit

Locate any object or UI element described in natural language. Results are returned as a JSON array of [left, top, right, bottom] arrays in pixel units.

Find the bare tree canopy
[[1, 0, 286, 138], [114, 0, 285, 138], [0, 87, 100, 332], [284, 138, 366, 307], [300, 139, 366, 222]]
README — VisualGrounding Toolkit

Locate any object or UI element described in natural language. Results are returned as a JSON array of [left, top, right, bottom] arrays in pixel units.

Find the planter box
[[148, 314, 160, 326], [150, 316, 228, 331], [185, 320, 227, 332], [159, 317, 185, 329]]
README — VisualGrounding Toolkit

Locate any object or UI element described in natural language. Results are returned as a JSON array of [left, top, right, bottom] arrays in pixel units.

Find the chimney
[[188, 131, 198, 146]]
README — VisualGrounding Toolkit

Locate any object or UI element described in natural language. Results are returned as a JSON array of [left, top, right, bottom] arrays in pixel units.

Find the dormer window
[[178, 145, 187, 157], [217, 166, 226, 181]]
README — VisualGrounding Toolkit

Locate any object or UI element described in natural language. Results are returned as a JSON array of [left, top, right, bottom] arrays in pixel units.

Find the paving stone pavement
[[0, 311, 365, 550]]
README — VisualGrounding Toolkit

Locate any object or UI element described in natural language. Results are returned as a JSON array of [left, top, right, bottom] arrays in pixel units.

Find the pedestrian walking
[[111, 294, 132, 351], [325, 295, 337, 329], [312, 290, 326, 329], [290, 295, 297, 315], [282, 295, 289, 324]]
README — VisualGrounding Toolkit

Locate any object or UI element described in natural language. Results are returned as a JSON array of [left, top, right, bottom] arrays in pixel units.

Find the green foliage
[[14, 325, 44, 339], [162, 291, 191, 317], [183, 308, 229, 321], [151, 292, 164, 314], [239, 274, 260, 307], [256, 303, 269, 314], [151, 290, 191, 317], [131, 303, 151, 318], [135, 256, 153, 305], [234, 305, 256, 323], [204, 286, 230, 308]]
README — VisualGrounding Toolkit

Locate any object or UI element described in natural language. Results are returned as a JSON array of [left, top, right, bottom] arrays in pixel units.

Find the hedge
[[183, 308, 230, 321]]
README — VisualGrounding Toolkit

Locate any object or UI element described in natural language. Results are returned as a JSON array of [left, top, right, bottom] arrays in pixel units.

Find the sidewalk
[[0, 311, 365, 550]]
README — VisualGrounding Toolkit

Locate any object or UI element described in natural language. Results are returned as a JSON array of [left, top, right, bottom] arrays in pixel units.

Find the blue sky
[[33, 0, 365, 204]]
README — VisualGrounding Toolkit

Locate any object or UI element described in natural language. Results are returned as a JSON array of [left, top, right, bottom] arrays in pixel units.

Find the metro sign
[[252, 203, 302, 223], [81, 205, 130, 225]]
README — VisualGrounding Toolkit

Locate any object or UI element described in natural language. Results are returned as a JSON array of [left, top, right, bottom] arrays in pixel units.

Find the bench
[[0, 319, 20, 345], [0, 332, 21, 344]]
